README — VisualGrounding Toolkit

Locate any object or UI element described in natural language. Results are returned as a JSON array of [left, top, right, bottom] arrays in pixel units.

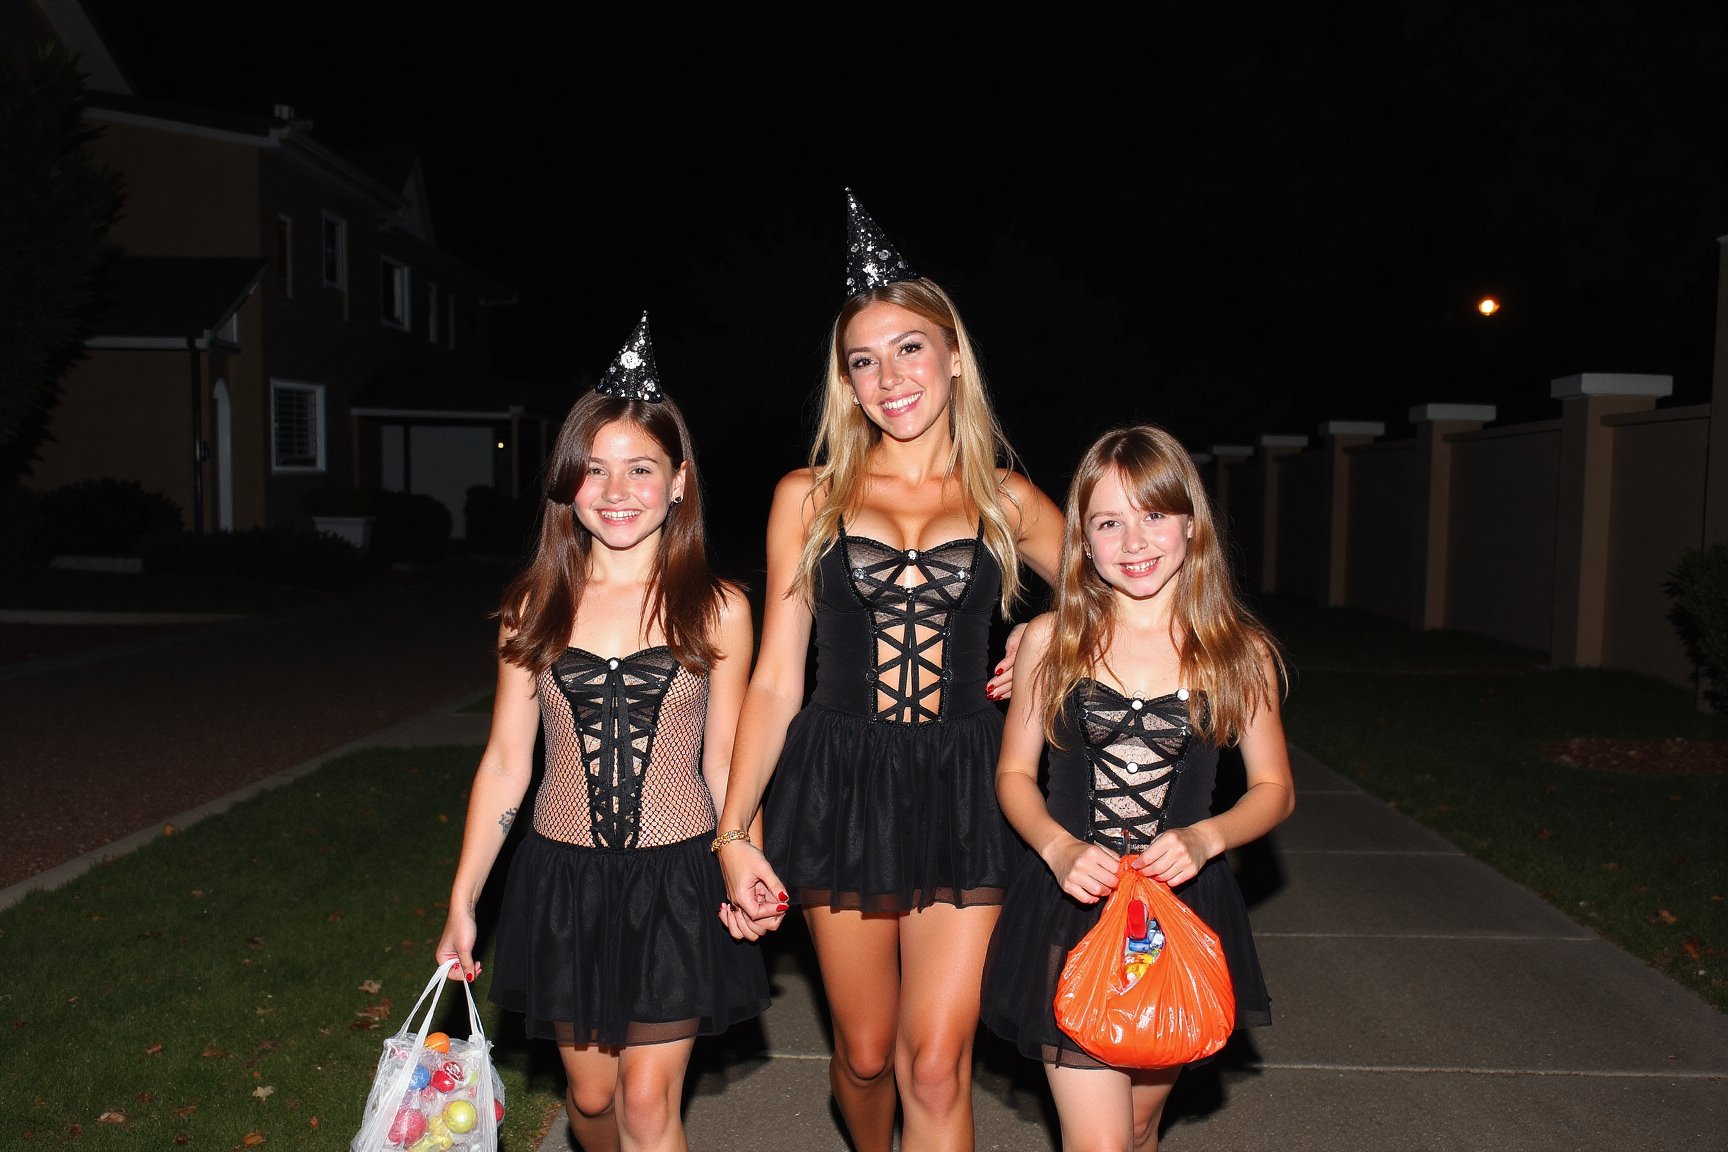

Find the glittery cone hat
[[594, 311, 663, 402], [844, 188, 917, 298]]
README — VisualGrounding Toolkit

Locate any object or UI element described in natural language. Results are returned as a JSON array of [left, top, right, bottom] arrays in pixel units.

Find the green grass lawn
[[1261, 596, 1728, 1011], [0, 746, 564, 1148]]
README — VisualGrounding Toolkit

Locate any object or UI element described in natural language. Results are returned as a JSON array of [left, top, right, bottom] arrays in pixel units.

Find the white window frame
[[427, 280, 440, 344], [320, 212, 348, 291], [270, 379, 326, 473], [380, 256, 411, 331]]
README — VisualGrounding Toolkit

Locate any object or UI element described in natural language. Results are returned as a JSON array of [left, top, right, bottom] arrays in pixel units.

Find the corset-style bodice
[[1045, 683, 1216, 848], [532, 646, 714, 849], [808, 525, 999, 724]]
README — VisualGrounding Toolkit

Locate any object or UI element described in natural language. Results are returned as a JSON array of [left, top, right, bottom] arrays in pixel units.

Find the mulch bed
[[1540, 736, 1728, 775]]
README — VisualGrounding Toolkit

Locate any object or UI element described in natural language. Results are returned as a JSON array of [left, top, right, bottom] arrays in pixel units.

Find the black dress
[[490, 646, 770, 1046], [980, 682, 1271, 1068], [764, 525, 1022, 912]]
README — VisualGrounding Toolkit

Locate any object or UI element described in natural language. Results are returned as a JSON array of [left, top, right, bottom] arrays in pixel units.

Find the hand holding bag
[[352, 959, 504, 1151], [1054, 857, 1235, 1068]]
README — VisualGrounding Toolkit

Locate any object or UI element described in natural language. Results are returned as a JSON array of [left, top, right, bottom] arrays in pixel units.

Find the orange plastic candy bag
[[1053, 859, 1235, 1068]]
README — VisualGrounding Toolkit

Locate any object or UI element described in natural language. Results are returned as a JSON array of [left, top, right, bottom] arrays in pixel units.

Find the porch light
[[1477, 297, 1500, 317]]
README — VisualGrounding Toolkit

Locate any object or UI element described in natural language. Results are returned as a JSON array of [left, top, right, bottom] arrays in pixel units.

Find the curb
[[0, 685, 494, 913]]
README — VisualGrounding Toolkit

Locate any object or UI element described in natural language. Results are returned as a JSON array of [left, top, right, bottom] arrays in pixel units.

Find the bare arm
[[1136, 649, 1295, 885], [698, 585, 755, 834], [715, 470, 818, 935], [986, 472, 1067, 699], [436, 631, 540, 979], [995, 615, 1123, 904]]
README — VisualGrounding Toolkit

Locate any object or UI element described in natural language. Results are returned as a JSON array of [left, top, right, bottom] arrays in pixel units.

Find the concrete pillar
[[1256, 434, 1308, 593], [1706, 235, 1728, 547], [1317, 420, 1384, 607], [1549, 373, 1672, 665], [1408, 404, 1495, 629]]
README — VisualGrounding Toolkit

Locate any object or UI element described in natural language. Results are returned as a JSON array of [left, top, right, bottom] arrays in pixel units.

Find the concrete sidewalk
[[25, 690, 1717, 1150]]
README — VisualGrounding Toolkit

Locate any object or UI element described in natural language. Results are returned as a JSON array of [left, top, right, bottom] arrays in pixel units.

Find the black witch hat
[[844, 188, 917, 298], [593, 311, 663, 402]]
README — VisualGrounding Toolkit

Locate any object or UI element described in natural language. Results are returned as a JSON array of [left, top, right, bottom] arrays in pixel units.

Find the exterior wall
[[91, 122, 261, 256], [1445, 425, 1560, 653], [1273, 449, 1331, 602], [1344, 441, 1418, 623], [1602, 408, 1711, 684], [27, 349, 198, 517]]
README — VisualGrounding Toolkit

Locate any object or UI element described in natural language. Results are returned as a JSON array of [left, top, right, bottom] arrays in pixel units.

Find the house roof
[[89, 256, 267, 346]]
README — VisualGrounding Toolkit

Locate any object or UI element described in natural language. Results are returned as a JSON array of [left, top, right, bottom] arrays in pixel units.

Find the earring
[[671, 495, 683, 505], [850, 395, 860, 406]]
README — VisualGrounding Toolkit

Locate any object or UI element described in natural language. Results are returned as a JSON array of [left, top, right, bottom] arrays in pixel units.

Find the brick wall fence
[[1201, 236, 1728, 692]]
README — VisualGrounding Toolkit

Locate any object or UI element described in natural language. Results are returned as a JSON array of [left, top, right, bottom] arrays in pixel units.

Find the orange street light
[[1478, 297, 1500, 316]]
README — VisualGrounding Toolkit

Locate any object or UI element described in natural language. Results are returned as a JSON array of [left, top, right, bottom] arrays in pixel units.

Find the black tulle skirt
[[489, 832, 770, 1046], [765, 703, 1022, 913], [981, 851, 1271, 1069]]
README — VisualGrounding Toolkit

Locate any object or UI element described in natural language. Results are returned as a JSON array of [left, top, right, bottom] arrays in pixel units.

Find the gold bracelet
[[709, 828, 752, 854]]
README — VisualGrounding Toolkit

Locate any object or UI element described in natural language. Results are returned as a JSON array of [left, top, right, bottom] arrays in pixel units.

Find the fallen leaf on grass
[[191, 890, 204, 898], [1682, 936, 1704, 960], [202, 1044, 227, 1058], [309, 1116, 320, 1129], [97, 1111, 125, 1124], [358, 979, 382, 994], [66, 1124, 83, 1137], [173, 1136, 190, 1146], [257, 1040, 276, 1052], [247, 936, 264, 948], [1656, 908, 1679, 925], [144, 1043, 164, 1055], [243, 1132, 266, 1146], [162, 823, 178, 836], [350, 1019, 379, 1031], [327, 911, 344, 923], [252, 1086, 274, 1100], [173, 1104, 197, 1118], [255, 1007, 275, 1017], [136, 1092, 155, 1103]]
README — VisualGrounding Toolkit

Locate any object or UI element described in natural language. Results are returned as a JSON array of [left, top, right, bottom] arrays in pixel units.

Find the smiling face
[[573, 418, 686, 553], [840, 300, 959, 442], [1082, 466, 1192, 603]]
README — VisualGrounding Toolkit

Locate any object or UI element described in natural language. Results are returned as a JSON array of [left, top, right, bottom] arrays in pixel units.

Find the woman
[[436, 314, 768, 1152], [715, 192, 1063, 1152]]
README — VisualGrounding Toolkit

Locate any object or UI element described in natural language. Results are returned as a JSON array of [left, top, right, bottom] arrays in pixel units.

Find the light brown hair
[[1039, 425, 1284, 745]]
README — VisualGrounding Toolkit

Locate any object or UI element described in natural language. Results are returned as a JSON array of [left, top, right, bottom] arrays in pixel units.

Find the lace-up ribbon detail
[[1079, 684, 1195, 850], [550, 646, 681, 849], [842, 527, 981, 725]]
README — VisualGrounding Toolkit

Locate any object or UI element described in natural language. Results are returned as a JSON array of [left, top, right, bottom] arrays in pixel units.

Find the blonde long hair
[[791, 278, 1022, 614], [1039, 425, 1284, 746]]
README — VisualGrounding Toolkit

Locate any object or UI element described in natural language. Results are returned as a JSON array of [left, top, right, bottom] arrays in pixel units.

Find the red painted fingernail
[[776, 904, 788, 913], [777, 891, 788, 901]]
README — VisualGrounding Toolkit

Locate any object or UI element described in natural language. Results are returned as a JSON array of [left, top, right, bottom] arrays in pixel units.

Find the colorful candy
[[409, 1065, 431, 1091], [423, 1032, 451, 1054], [387, 1105, 426, 1146], [444, 1099, 478, 1134], [430, 1069, 457, 1093]]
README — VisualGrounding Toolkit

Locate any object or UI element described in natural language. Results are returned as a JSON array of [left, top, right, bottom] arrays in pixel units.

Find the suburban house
[[10, 0, 548, 538]]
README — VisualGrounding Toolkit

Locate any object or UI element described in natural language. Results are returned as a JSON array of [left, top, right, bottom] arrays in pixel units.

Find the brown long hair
[[499, 391, 729, 675], [792, 278, 1024, 615], [1039, 425, 1284, 746]]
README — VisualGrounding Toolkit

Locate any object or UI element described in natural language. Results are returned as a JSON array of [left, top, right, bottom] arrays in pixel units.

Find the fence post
[[1317, 420, 1384, 607], [1549, 373, 1671, 666], [1256, 434, 1307, 593], [1707, 235, 1728, 548], [1408, 404, 1495, 630]]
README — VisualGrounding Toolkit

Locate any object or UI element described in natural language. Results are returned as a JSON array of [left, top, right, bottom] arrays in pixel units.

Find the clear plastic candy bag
[[352, 960, 504, 1151]]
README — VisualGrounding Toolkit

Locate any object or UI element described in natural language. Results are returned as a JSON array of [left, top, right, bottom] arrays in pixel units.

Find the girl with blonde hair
[[981, 424, 1293, 1152], [714, 192, 1063, 1151]]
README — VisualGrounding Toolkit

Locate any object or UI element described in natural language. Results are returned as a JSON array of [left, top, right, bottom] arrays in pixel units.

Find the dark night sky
[[81, 0, 1728, 505]]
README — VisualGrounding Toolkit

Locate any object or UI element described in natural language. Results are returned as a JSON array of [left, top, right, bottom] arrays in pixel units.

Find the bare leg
[[616, 1037, 697, 1152], [558, 1042, 622, 1152], [895, 902, 999, 1152], [1045, 1063, 1133, 1152], [805, 906, 902, 1152], [1128, 1067, 1180, 1152]]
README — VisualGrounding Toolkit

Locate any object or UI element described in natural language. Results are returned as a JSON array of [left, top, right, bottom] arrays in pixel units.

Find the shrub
[[144, 524, 366, 590], [463, 484, 538, 560], [37, 477, 182, 557], [372, 490, 451, 566], [1667, 542, 1728, 713]]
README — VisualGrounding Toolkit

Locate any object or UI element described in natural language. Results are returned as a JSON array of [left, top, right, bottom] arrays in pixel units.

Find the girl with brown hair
[[436, 315, 768, 1152], [713, 192, 1063, 1152], [980, 424, 1293, 1152]]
